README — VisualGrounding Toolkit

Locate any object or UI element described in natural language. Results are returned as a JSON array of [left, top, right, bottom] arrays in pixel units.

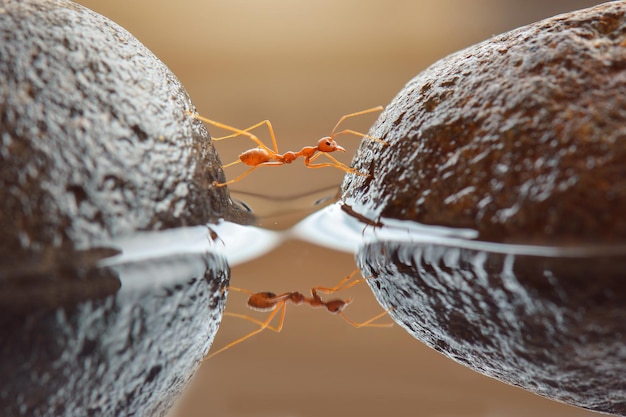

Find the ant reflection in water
[[186, 106, 388, 187], [205, 269, 393, 359]]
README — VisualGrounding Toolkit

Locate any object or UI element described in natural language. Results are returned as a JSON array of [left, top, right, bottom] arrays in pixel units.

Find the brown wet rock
[[0, 1, 238, 415], [342, 2, 626, 415], [343, 2, 626, 245]]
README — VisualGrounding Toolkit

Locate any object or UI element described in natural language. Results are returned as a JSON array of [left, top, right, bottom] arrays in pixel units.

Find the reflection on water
[[101, 222, 282, 268], [292, 202, 478, 253], [1, 221, 280, 417], [294, 202, 626, 257], [229, 185, 341, 229], [4, 199, 614, 416], [360, 240, 626, 415], [293, 202, 626, 416]]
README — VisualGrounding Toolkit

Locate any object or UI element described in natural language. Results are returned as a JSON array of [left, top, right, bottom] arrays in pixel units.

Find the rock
[[344, 3, 626, 415], [0, 0, 250, 265], [343, 2, 626, 245], [0, 1, 242, 415]]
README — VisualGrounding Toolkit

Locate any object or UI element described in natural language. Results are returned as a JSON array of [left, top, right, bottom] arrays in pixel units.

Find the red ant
[[186, 106, 387, 187], [205, 269, 393, 359]]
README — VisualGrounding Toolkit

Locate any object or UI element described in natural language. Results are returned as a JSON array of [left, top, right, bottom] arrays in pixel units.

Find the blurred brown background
[[75, 1, 604, 416]]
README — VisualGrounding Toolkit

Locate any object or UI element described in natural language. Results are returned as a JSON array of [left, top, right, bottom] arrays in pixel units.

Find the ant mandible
[[186, 106, 388, 187], [205, 269, 393, 359]]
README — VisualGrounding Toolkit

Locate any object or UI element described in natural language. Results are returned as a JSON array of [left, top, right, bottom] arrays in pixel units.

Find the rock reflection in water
[[295, 202, 626, 416], [1, 223, 279, 417], [359, 240, 626, 416]]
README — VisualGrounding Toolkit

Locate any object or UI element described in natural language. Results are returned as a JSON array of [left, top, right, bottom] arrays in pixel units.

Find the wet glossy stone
[[343, 2, 626, 245], [359, 242, 626, 416], [341, 3, 626, 415]]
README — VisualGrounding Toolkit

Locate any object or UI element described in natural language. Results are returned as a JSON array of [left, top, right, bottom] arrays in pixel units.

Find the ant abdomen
[[247, 292, 279, 311], [325, 299, 350, 313], [238, 148, 273, 166]]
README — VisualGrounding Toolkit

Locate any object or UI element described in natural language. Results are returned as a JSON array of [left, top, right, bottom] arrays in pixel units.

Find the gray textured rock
[[0, 0, 249, 264], [0, 1, 240, 415], [1, 251, 228, 417]]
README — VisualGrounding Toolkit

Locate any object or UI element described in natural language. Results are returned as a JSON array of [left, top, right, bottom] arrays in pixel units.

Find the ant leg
[[321, 153, 369, 176], [306, 152, 350, 170], [223, 312, 282, 332], [187, 111, 276, 155], [338, 309, 394, 328], [312, 270, 392, 328], [332, 129, 389, 146], [304, 153, 368, 176], [227, 286, 255, 295], [204, 302, 287, 359], [213, 166, 261, 187], [222, 159, 242, 169], [329, 106, 384, 137], [211, 120, 280, 154], [313, 268, 364, 295], [305, 161, 364, 175], [207, 120, 266, 140], [214, 161, 286, 187]]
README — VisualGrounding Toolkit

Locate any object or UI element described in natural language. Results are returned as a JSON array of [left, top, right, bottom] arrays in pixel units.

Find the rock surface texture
[[0, 1, 238, 416], [1, 252, 228, 417], [359, 243, 626, 415], [345, 3, 626, 415], [344, 2, 626, 245], [0, 0, 248, 264]]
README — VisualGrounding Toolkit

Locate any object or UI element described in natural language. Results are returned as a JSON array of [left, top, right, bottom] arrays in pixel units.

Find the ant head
[[325, 298, 352, 313], [317, 137, 346, 153]]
